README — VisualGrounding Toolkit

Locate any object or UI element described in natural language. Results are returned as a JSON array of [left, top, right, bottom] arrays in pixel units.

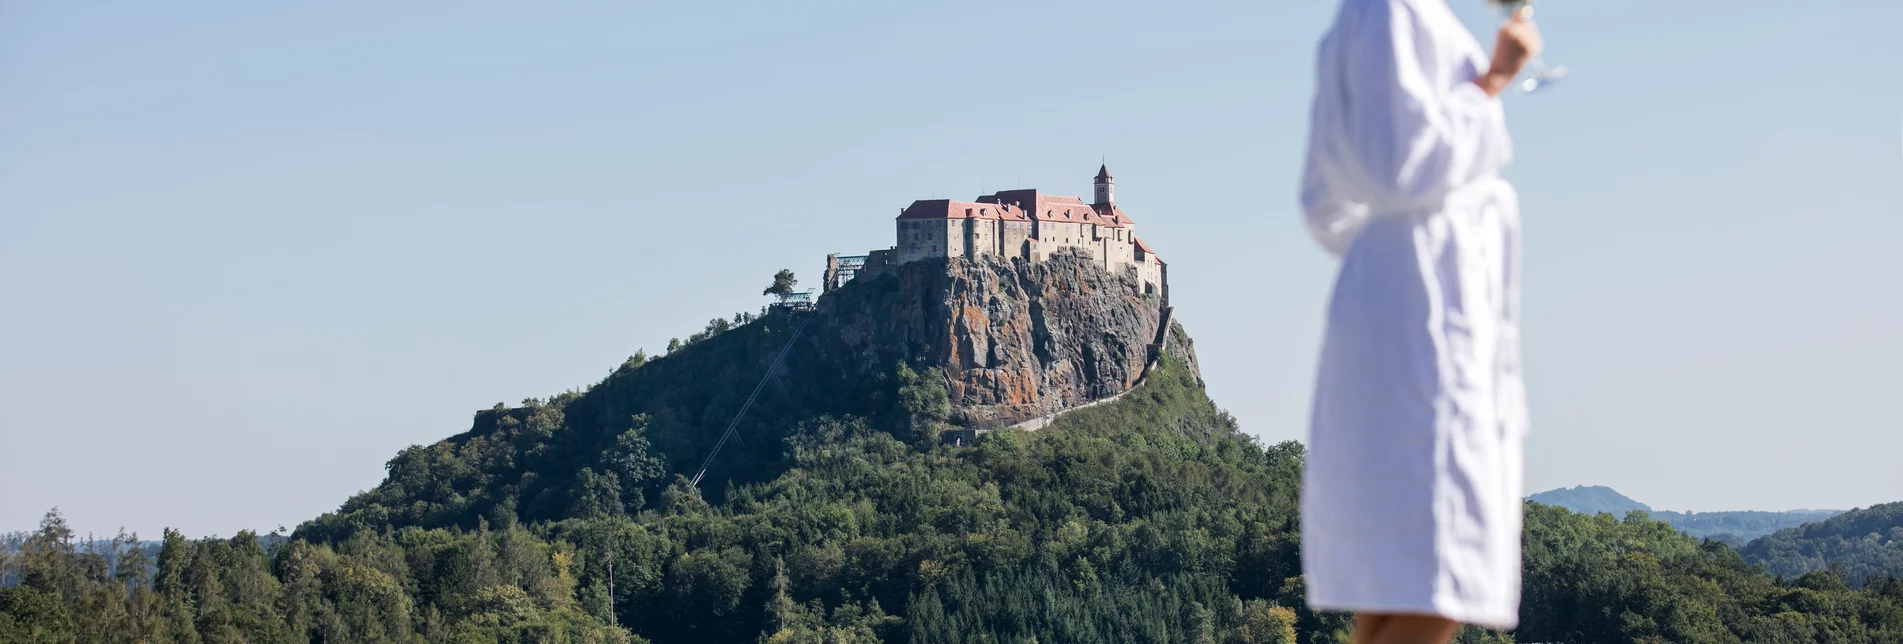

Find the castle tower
[[1093, 164, 1114, 206]]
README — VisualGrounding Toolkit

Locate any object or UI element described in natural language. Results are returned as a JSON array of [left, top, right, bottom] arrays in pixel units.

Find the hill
[[1741, 502, 1903, 588], [1528, 486, 1844, 544], [1650, 509, 1845, 546], [295, 251, 1192, 539], [5, 256, 1903, 642], [1527, 485, 1649, 516]]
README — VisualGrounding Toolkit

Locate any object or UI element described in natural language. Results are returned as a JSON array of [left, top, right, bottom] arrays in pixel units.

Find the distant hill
[[1740, 502, 1903, 588], [1651, 509, 1845, 546], [1528, 485, 1651, 516], [1527, 486, 1844, 543]]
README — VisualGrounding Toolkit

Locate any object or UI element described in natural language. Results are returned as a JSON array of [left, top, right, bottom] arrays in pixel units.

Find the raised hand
[[1478, 6, 1545, 97]]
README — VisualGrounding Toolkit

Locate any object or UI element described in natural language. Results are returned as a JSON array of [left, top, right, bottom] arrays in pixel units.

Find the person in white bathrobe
[[1298, 0, 1542, 641]]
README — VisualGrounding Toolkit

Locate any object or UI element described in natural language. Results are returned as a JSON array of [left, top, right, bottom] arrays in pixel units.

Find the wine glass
[[1494, 0, 1568, 93]]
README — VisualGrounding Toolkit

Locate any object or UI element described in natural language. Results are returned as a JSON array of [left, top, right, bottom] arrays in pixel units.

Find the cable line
[[690, 312, 814, 488]]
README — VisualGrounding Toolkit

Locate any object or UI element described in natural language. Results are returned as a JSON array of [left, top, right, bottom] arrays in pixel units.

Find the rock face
[[813, 251, 1198, 427]]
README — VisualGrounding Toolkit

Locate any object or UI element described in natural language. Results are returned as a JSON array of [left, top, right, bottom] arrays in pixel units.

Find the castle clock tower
[[1093, 164, 1114, 206]]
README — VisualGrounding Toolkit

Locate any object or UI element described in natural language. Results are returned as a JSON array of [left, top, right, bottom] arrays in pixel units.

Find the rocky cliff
[[812, 250, 1198, 427]]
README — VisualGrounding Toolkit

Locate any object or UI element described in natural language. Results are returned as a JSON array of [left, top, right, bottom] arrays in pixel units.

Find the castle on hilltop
[[824, 165, 1167, 300]]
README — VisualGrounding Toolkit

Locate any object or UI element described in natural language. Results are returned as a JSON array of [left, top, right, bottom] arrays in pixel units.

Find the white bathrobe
[[1298, 0, 1527, 629]]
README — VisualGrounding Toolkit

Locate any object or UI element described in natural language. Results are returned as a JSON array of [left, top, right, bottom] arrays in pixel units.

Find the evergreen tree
[[763, 269, 798, 298], [20, 509, 78, 604]]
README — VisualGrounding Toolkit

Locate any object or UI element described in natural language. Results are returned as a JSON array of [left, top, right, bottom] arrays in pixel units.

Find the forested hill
[[11, 357, 1903, 642], [1741, 502, 1903, 588], [1527, 485, 1651, 516], [1650, 509, 1846, 546], [6, 256, 1903, 642], [1528, 485, 1844, 544], [297, 252, 1194, 539]]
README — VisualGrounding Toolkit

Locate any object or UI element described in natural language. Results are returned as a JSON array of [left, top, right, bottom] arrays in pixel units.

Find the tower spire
[[1093, 163, 1114, 206]]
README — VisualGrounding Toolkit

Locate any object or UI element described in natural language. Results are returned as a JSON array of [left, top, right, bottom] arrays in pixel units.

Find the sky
[[2, 0, 1899, 539]]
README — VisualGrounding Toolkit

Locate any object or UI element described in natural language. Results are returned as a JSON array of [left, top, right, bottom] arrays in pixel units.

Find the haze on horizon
[[3, 0, 1900, 539]]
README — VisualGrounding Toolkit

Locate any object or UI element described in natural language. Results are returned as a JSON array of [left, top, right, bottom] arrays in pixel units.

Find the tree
[[20, 510, 78, 604], [666, 548, 751, 626], [112, 531, 149, 591], [894, 361, 949, 444], [0, 539, 13, 586], [0, 587, 74, 643], [1234, 600, 1297, 644], [568, 468, 625, 520], [616, 351, 649, 375], [763, 269, 797, 298], [602, 418, 666, 514]]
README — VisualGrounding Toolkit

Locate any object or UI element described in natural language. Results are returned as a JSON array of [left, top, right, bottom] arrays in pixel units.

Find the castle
[[825, 165, 1167, 300]]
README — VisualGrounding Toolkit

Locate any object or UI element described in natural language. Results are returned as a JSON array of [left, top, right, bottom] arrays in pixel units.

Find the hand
[[1477, 6, 1544, 97]]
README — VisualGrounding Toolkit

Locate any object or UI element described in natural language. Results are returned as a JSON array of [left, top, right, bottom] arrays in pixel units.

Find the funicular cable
[[689, 311, 815, 488]]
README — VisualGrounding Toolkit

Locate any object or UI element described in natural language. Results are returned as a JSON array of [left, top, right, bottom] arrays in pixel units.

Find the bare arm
[[1476, 6, 1544, 97]]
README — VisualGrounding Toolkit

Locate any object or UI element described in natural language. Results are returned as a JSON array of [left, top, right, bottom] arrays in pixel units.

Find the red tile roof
[[900, 186, 1132, 228], [1134, 236, 1162, 263], [981, 191, 1113, 225], [897, 199, 1027, 221], [1091, 203, 1135, 227]]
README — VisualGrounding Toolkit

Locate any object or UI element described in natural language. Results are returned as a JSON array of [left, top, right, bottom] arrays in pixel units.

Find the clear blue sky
[[3, 0, 1899, 538]]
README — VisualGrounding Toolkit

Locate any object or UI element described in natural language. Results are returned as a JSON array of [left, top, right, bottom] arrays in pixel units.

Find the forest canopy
[[1739, 502, 1903, 589]]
